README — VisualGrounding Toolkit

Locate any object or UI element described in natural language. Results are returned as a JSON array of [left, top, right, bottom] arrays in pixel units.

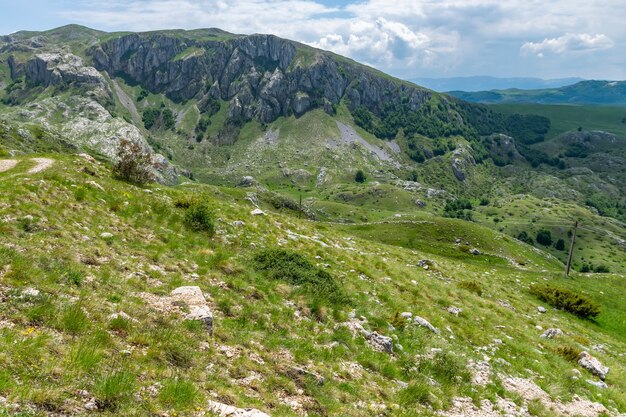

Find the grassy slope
[[492, 104, 626, 139], [0, 155, 624, 416]]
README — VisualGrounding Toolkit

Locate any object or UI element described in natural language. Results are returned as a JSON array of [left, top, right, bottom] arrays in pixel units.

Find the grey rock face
[[23, 53, 108, 91], [90, 32, 432, 126], [451, 145, 476, 181], [578, 351, 609, 381]]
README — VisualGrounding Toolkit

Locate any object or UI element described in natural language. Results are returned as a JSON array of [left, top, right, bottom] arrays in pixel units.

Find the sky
[[0, 0, 624, 81]]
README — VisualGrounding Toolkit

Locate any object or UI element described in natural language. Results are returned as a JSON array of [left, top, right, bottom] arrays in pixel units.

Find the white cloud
[[53, 0, 626, 79], [521, 33, 614, 56]]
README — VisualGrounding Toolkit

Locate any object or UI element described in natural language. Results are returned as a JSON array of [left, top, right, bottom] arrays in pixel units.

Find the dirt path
[[0, 160, 18, 173], [27, 158, 54, 173]]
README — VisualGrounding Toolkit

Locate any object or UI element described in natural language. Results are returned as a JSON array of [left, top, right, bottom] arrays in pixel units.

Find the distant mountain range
[[410, 76, 585, 92], [447, 80, 626, 106]]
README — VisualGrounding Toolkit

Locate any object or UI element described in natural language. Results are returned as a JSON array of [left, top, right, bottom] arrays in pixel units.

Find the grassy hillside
[[0, 154, 624, 416], [491, 104, 626, 139]]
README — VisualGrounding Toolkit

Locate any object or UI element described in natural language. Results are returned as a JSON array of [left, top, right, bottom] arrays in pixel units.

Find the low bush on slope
[[252, 249, 349, 307], [530, 284, 600, 319]]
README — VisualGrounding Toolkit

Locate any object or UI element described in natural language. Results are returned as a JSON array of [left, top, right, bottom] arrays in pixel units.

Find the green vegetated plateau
[[0, 25, 625, 416]]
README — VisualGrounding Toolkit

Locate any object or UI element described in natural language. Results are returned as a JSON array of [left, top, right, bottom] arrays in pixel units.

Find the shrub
[[184, 202, 214, 235], [555, 345, 582, 362], [529, 285, 600, 319], [389, 312, 408, 330], [355, 169, 366, 183], [555, 238, 565, 251], [112, 138, 156, 185], [444, 199, 473, 221], [594, 264, 610, 273], [253, 249, 349, 306], [458, 280, 482, 296], [536, 229, 553, 246]]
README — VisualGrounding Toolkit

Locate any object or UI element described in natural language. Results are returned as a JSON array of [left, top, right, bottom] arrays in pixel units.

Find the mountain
[[0, 24, 626, 417], [0, 25, 625, 269], [410, 76, 584, 92], [448, 80, 626, 106]]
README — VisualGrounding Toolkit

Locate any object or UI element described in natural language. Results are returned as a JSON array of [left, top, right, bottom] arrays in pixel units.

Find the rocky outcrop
[[24, 53, 106, 88], [578, 351, 609, 381], [89, 31, 432, 125], [451, 145, 476, 181]]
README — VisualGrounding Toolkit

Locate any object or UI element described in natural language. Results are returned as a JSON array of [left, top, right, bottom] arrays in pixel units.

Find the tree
[[517, 231, 534, 245], [536, 229, 553, 246], [112, 138, 156, 185], [555, 238, 565, 251], [355, 169, 366, 183]]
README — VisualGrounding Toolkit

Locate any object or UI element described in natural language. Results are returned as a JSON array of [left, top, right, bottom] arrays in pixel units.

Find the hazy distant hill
[[449, 80, 626, 106], [410, 76, 584, 92]]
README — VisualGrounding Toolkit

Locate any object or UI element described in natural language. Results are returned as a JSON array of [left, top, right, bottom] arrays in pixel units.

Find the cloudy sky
[[1, 0, 624, 80]]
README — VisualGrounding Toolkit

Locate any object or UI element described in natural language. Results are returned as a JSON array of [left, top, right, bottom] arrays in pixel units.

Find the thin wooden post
[[565, 221, 578, 277]]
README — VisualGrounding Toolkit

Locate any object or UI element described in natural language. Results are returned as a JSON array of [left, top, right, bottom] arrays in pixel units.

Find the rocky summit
[[0, 24, 625, 417]]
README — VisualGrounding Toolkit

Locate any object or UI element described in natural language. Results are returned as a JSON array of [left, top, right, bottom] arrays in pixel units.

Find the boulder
[[361, 329, 393, 353], [470, 248, 480, 255], [540, 328, 563, 339], [537, 306, 547, 313], [171, 286, 214, 334], [413, 316, 439, 334], [251, 208, 266, 216], [239, 176, 256, 187], [586, 379, 608, 389], [186, 306, 214, 335], [171, 286, 206, 307], [447, 306, 462, 316], [578, 351, 609, 381]]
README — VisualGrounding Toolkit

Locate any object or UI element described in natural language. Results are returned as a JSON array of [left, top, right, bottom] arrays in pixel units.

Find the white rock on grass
[[537, 306, 547, 313], [586, 379, 608, 389], [578, 351, 609, 381], [21, 287, 41, 297], [447, 306, 462, 316], [361, 329, 393, 353], [251, 208, 266, 216], [414, 316, 439, 334], [171, 286, 213, 334], [100, 232, 113, 239], [540, 328, 563, 339], [207, 400, 270, 417]]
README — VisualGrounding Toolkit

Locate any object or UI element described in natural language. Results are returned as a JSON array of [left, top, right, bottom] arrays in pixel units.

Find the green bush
[[253, 249, 349, 306], [555, 345, 582, 362], [389, 312, 408, 330], [112, 138, 156, 185], [517, 231, 534, 245], [530, 285, 600, 319], [458, 280, 482, 296], [355, 169, 366, 183], [536, 229, 553, 246], [555, 238, 565, 251], [184, 202, 214, 235]]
